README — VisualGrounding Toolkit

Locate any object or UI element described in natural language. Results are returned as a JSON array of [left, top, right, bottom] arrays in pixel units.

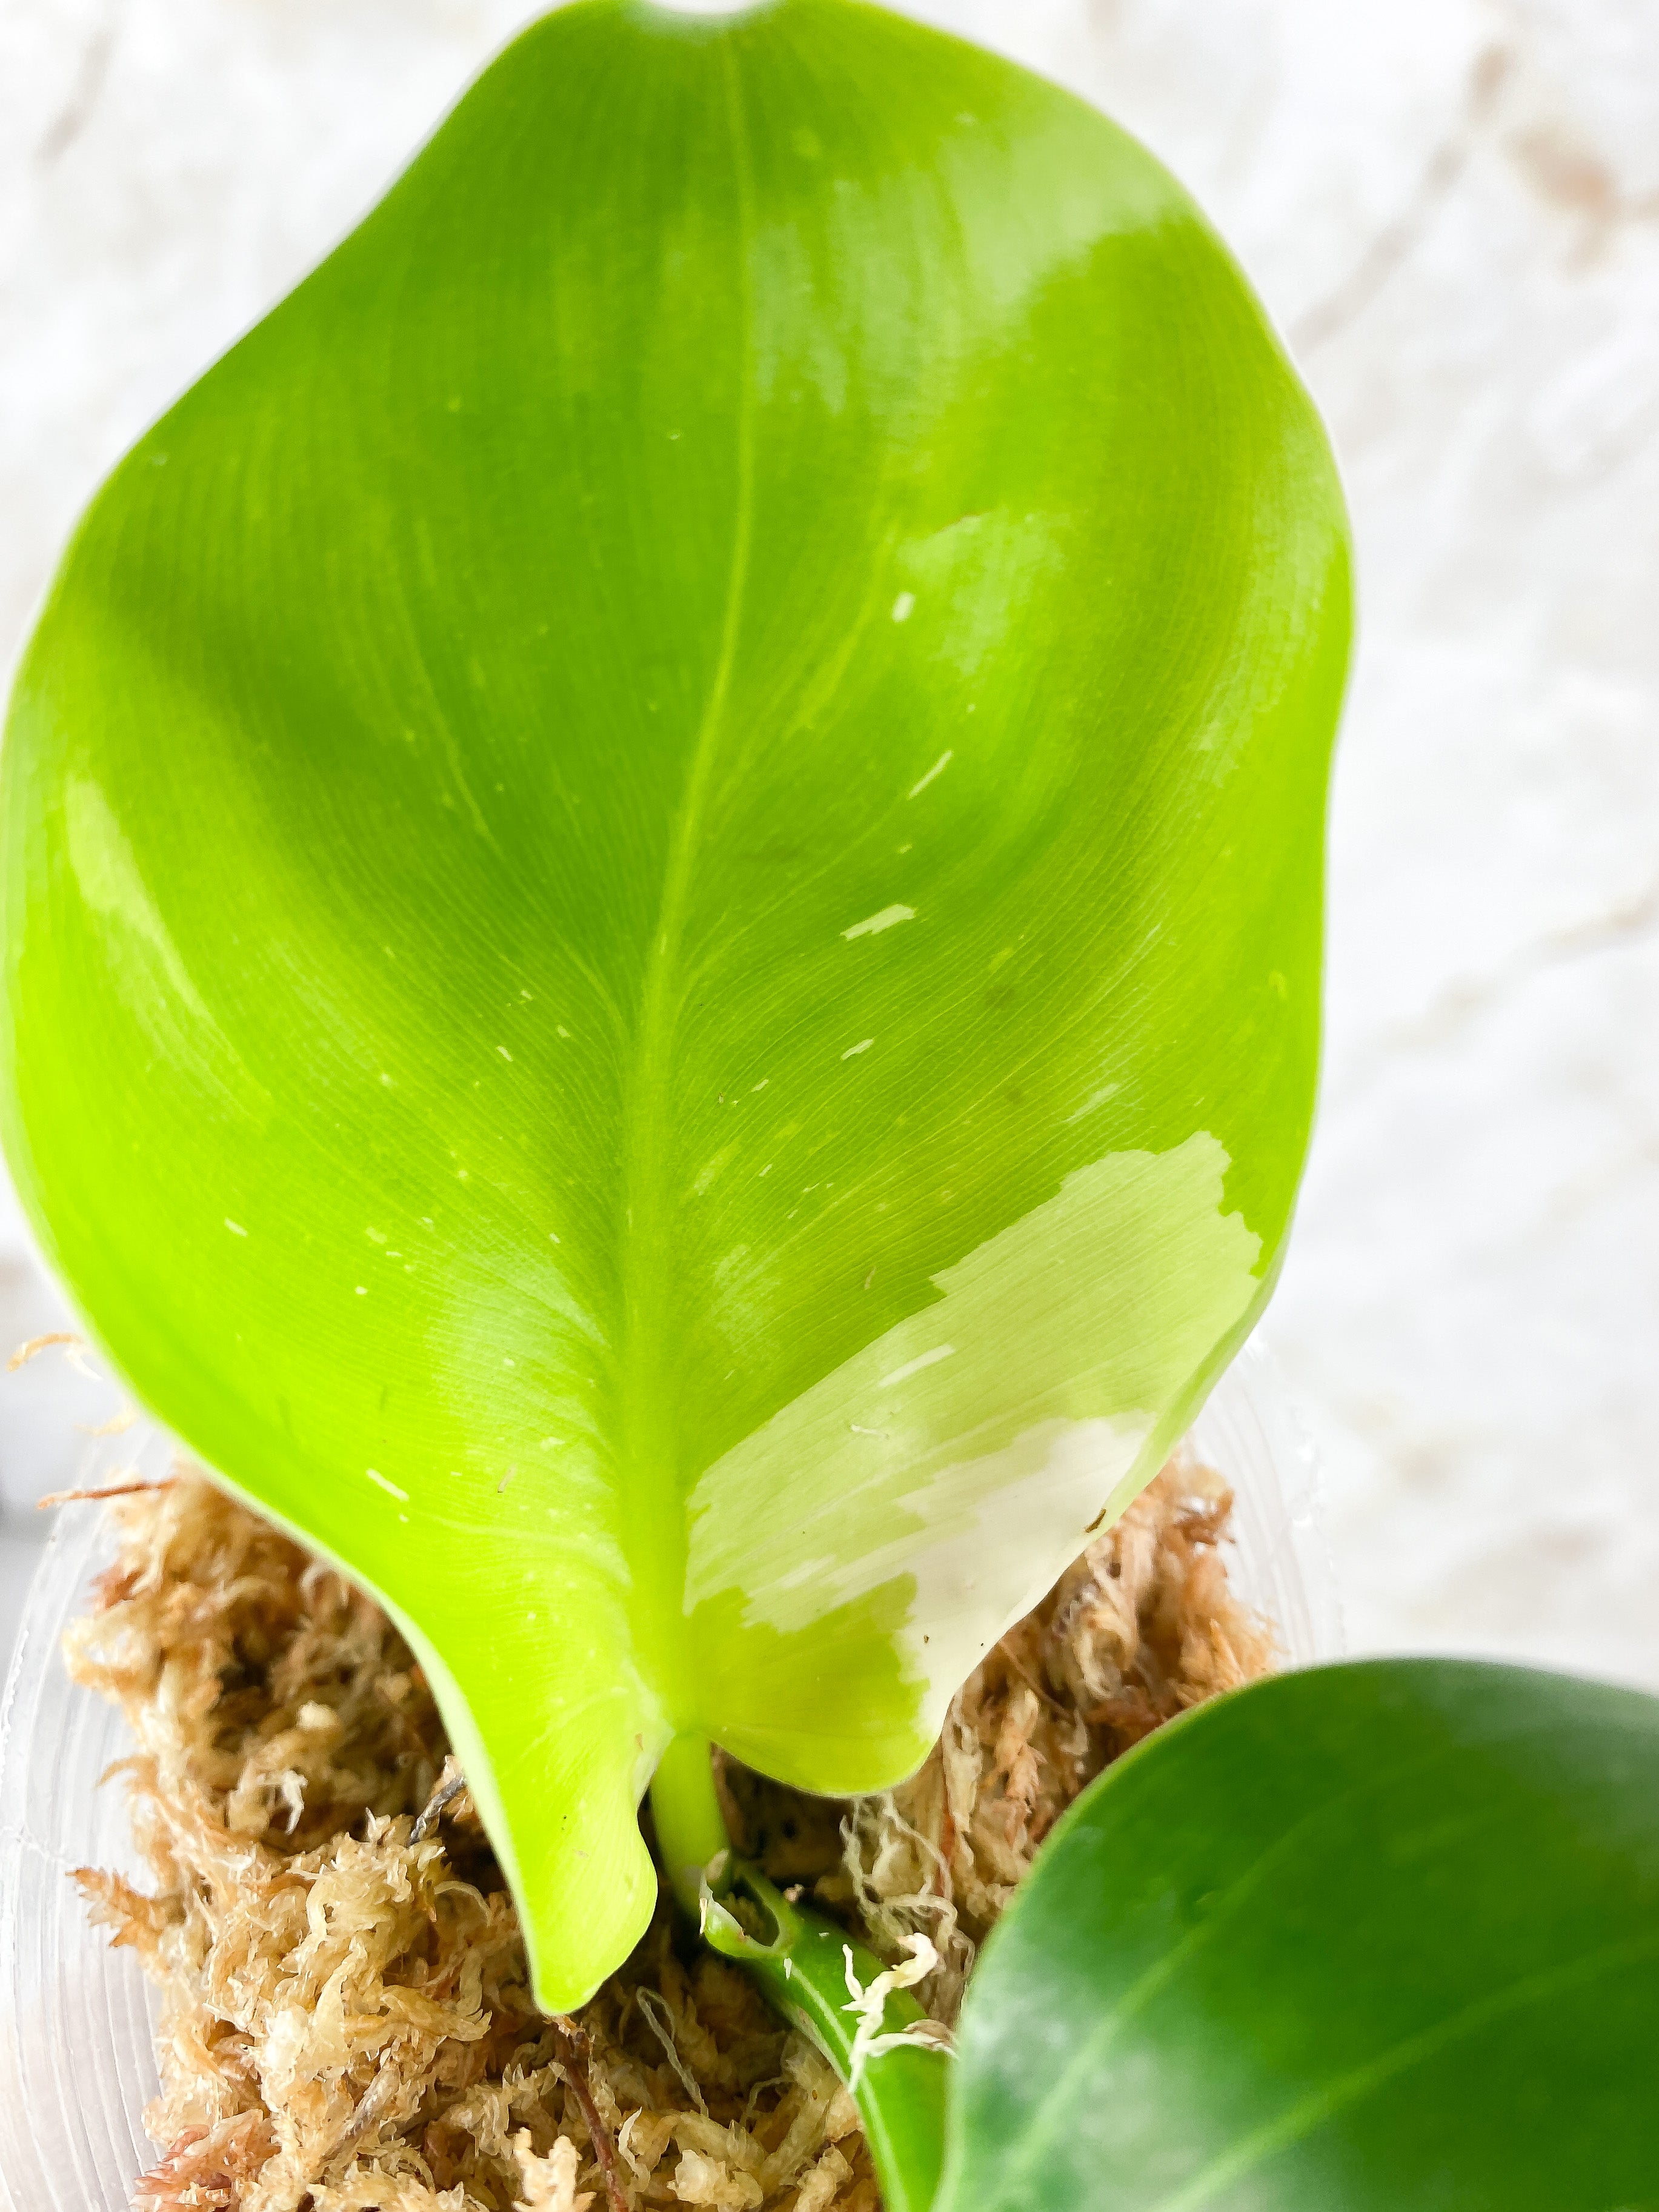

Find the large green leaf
[[943, 1659, 1659, 2210], [0, 0, 1348, 2005]]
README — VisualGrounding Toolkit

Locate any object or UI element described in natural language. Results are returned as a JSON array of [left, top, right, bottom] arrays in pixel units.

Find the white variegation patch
[[685, 1131, 1262, 1729]]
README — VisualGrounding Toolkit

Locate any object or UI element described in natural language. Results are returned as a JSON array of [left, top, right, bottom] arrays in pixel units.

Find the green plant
[[0, 0, 1345, 2008], [15, 2, 1650, 2208]]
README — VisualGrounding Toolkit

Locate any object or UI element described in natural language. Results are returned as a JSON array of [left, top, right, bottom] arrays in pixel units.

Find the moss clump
[[67, 1459, 1270, 2212]]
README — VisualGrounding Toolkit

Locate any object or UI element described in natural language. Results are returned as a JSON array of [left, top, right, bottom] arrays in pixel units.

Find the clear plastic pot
[[0, 1341, 1339, 2212]]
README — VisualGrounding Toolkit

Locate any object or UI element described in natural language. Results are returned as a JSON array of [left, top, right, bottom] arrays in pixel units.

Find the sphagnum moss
[[64, 1461, 1270, 2212]]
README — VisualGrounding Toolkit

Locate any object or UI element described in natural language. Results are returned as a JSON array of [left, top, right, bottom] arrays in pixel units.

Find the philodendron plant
[[3, 0, 1657, 2204]]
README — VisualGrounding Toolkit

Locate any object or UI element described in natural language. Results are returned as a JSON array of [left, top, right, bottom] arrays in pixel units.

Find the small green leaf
[[1, 0, 1346, 2005], [943, 1659, 1659, 2211]]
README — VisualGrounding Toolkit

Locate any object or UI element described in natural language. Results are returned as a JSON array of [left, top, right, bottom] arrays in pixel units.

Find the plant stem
[[649, 1732, 733, 1915], [649, 1739, 948, 2209], [702, 1865, 949, 2212]]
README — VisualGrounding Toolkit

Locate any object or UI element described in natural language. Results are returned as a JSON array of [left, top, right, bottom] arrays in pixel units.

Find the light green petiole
[[650, 1732, 733, 1916], [648, 1737, 948, 2212]]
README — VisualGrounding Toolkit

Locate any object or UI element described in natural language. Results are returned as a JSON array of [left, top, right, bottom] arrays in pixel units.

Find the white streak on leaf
[[891, 591, 916, 622], [1065, 1082, 1121, 1124], [879, 1344, 956, 1390], [842, 905, 915, 941], [65, 777, 215, 1027], [367, 1469, 408, 1501], [694, 1143, 737, 1197], [842, 1038, 874, 1060], [907, 751, 953, 799]]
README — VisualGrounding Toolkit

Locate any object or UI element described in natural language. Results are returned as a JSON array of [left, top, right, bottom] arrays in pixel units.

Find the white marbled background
[[1, 0, 1656, 1684]]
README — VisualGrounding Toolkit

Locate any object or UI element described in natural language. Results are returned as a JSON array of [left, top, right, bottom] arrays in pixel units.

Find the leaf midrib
[[617, 40, 757, 1715]]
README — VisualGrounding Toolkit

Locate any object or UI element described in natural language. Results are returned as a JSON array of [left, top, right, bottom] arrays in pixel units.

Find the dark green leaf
[[943, 1658, 1659, 2211]]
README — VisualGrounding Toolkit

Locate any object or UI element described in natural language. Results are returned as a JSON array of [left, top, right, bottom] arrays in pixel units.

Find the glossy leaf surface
[[1, 0, 1348, 2004], [944, 1658, 1659, 2210]]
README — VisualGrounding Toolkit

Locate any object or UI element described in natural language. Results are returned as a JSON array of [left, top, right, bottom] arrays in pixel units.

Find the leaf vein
[[1142, 1929, 1659, 2212]]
